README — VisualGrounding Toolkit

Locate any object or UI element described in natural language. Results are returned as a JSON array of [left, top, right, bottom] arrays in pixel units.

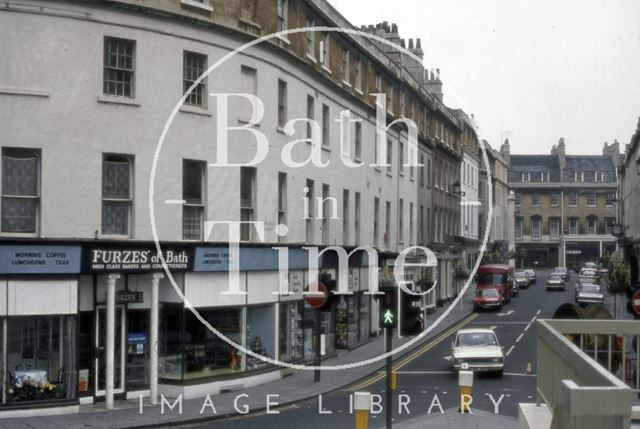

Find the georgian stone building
[[506, 138, 618, 269], [0, 0, 478, 414]]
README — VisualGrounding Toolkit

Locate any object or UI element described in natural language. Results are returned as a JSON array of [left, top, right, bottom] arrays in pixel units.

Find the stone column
[[106, 273, 120, 410], [150, 272, 163, 405]]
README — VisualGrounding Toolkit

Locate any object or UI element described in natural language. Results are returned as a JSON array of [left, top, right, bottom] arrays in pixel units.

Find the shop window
[[246, 305, 275, 371], [102, 154, 133, 236], [183, 308, 243, 380], [158, 304, 183, 381], [1, 148, 40, 234], [279, 302, 304, 362], [183, 160, 205, 240], [359, 293, 370, 341], [6, 316, 75, 404]]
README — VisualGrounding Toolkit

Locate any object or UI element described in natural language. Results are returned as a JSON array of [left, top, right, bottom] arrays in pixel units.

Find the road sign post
[[385, 325, 392, 429]]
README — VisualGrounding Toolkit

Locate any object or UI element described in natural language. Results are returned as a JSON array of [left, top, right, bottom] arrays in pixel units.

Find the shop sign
[[127, 332, 147, 344], [87, 247, 192, 273], [117, 290, 143, 304], [566, 250, 582, 255], [194, 247, 308, 272], [0, 245, 81, 274]]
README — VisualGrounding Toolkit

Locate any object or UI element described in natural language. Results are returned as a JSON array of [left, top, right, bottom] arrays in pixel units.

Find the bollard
[[354, 391, 371, 429], [390, 371, 397, 391], [458, 369, 474, 413]]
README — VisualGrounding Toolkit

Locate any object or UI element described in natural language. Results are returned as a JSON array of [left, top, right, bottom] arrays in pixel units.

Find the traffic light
[[378, 282, 396, 329], [400, 289, 424, 336], [318, 272, 337, 312]]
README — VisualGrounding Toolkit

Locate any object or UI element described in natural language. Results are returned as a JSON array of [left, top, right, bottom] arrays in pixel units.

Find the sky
[[329, 0, 640, 155]]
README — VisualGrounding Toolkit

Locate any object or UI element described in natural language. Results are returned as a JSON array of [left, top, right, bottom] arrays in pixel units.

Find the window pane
[[102, 201, 129, 235], [3, 153, 38, 196], [103, 160, 130, 199], [182, 206, 202, 240], [1, 197, 37, 233], [183, 162, 203, 204]]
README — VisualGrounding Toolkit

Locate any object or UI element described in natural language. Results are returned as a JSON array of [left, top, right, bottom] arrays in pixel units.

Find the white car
[[451, 328, 504, 376]]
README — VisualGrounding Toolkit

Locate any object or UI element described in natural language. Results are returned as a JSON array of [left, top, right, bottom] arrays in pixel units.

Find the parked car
[[514, 271, 530, 289], [474, 288, 505, 310], [546, 274, 566, 291], [552, 266, 571, 282], [575, 283, 604, 306], [475, 264, 514, 303], [524, 269, 536, 284], [578, 268, 600, 284], [451, 328, 504, 376], [583, 262, 598, 269]]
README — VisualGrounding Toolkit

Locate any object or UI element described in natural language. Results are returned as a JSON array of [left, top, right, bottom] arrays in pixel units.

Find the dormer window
[[522, 172, 530, 182], [539, 172, 550, 182], [574, 171, 584, 182], [595, 171, 604, 182]]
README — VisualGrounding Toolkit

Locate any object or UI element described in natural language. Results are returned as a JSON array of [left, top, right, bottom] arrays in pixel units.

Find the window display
[[359, 293, 370, 342], [5, 316, 76, 403], [279, 302, 304, 362], [246, 305, 275, 370]]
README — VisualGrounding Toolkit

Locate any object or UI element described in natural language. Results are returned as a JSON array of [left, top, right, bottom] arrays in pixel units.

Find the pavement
[[0, 287, 484, 429], [374, 407, 518, 429]]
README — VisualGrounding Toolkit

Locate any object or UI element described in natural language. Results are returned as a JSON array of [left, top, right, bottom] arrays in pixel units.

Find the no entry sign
[[632, 289, 640, 317], [304, 282, 328, 309]]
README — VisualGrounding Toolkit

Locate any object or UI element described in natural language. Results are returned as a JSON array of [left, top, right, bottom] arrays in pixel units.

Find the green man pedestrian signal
[[383, 309, 395, 327], [378, 283, 396, 329]]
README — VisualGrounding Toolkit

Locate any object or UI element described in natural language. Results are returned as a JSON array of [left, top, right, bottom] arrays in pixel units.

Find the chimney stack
[[556, 137, 566, 168], [603, 139, 621, 167], [500, 138, 511, 167]]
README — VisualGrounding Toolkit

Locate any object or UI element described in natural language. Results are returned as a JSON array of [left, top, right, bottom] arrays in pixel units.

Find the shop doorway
[[95, 306, 125, 396]]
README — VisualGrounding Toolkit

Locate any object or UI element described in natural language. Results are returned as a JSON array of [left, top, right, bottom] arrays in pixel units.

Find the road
[[185, 268, 609, 428]]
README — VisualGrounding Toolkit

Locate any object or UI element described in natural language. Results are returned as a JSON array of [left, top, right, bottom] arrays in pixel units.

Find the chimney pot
[[391, 23, 398, 33], [416, 38, 422, 49], [408, 38, 414, 49], [400, 39, 405, 48]]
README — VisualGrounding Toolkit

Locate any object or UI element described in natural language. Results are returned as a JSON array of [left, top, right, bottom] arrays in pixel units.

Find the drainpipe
[[106, 273, 120, 410], [150, 273, 163, 405]]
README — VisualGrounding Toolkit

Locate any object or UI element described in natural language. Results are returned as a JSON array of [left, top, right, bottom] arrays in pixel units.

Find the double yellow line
[[346, 312, 478, 392]]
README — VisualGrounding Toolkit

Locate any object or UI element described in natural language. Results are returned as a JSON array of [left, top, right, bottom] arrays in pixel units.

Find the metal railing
[[535, 319, 635, 429]]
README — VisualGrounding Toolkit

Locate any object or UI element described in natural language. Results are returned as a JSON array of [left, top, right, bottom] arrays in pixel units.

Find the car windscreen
[[515, 272, 526, 278], [580, 285, 601, 294], [580, 270, 597, 277], [456, 332, 497, 347], [477, 273, 504, 284], [480, 289, 500, 297], [549, 275, 561, 280]]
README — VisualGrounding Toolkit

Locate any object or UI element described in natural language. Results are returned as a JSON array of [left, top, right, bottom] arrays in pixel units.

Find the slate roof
[[508, 155, 560, 182], [562, 156, 616, 183]]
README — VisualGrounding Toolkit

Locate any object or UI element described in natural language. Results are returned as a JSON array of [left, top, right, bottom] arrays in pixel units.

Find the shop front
[[0, 244, 82, 413], [81, 244, 193, 405]]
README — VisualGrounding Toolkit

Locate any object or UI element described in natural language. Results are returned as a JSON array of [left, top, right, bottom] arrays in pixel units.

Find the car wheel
[[495, 370, 504, 378]]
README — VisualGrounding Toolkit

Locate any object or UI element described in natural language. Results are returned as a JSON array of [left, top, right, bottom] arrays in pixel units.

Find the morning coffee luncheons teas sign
[[88, 248, 191, 273]]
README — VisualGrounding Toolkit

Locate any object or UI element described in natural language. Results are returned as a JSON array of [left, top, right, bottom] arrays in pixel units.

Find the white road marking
[[497, 310, 514, 317], [530, 315, 537, 323], [490, 325, 497, 331], [506, 345, 515, 356], [394, 370, 535, 377], [524, 323, 531, 332], [536, 309, 541, 316], [516, 333, 524, 343]]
